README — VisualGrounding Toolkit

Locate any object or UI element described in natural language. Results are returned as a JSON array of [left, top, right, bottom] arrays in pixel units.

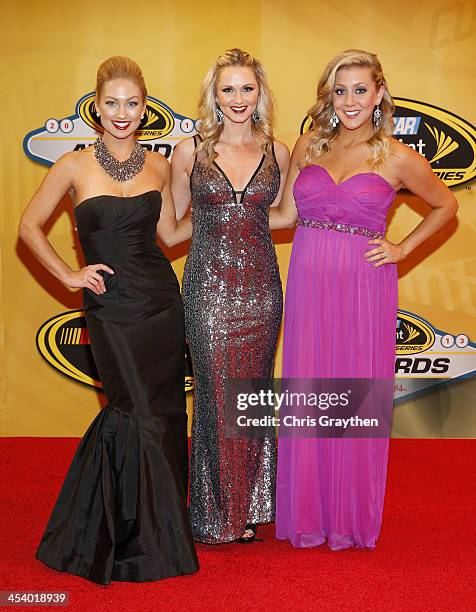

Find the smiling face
[[95, 78, 146, 139], [332, 66, 384, 131], [215, 66, 259, 124]]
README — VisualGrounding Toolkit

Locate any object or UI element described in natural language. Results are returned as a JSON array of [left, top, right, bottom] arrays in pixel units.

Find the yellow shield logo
[[37, 310, 194, 391], [396, 311, 435, 355], [78, 94, 175, 141]]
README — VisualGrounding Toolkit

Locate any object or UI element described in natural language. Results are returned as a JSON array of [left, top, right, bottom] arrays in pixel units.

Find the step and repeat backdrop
[[2, 0, 475, 437]]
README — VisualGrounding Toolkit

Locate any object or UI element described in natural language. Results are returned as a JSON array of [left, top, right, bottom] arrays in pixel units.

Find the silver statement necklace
[[94, 136, 145, 182]]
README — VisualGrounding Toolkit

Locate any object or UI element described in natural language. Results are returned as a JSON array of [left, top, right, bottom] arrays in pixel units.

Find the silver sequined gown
[[183, 140, 282, 543]]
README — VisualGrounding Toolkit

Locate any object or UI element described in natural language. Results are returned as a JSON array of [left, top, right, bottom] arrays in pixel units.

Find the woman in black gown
[[19, 56, 198, 584]]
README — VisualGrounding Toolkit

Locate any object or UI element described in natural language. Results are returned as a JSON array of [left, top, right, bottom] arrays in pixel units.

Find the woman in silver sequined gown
[[172, 49, 289, 543]]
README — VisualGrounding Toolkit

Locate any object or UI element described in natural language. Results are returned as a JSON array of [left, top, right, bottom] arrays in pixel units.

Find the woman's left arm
[[154, 154, 192, 247], [270, 141, 290, 208], [365, 143, 458, 267]]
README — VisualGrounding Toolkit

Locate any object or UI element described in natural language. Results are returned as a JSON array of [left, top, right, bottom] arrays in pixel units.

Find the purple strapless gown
[[276, 164, 398, 550]]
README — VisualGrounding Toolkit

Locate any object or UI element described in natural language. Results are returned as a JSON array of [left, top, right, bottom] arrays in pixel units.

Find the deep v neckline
[[213, 154, 266, 203]]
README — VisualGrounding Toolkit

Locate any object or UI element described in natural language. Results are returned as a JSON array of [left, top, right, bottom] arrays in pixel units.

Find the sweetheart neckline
[[74, 190, 161, 212], [305, 164, 396, 193]]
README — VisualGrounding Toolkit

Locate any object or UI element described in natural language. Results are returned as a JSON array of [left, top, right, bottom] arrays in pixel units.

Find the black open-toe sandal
[[235, 524, 263, 544]]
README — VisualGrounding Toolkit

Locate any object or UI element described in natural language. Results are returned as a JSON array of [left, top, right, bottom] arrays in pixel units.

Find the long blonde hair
[[197, 48, 274, 162], [96, 56, 147, 100], [304, 49, 394, 168]]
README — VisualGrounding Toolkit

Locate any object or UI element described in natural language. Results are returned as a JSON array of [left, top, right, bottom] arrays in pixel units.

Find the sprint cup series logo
[[301, 98, 476, 188], [393, 98, 476, 188], [23, 92, 196, 165], [37, 310, 194, 392], [394, 310, 475, 402], [78, 94, 175, 140], [396, 311, 435, 355]]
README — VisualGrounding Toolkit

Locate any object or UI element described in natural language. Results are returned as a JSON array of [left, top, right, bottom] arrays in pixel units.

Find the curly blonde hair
[[197, 48, 274, 163], [304, 49, 394, 168]]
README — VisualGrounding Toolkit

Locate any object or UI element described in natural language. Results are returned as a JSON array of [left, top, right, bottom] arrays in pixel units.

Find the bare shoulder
[[294, 131, 313, 153], [298, 130, 314, 145], [56, 148, 84, 167], [50, 149, 85, 179], [172, 136, 196, 160], [273, 139, 290, 158], [147, 149, 169, 168], [273, 141, 290, 173], [146, 150, 170, 177], [288, 131, 312, 166], [387, 136, 436, 188], [388, 137, 427, 170]]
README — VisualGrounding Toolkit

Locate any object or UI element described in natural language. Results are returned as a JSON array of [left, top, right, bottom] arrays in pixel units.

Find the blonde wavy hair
[[96, 56, 147, 99], [304, 49, 394, 168], [197, 48, 274, 163]]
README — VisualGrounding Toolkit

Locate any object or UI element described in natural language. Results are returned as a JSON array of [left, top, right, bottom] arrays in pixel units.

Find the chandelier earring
[[215, 106, 225, 126], [251, 109, 261, 123], [373, 105, 382, 129], [329, 111, 339, 129]]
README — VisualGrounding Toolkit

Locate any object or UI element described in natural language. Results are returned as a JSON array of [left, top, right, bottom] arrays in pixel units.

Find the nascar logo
[[77, 93, 176, 141], [396, 311, 435, 355], [37, 310, 194, 392], [393, 98, 476, 188]]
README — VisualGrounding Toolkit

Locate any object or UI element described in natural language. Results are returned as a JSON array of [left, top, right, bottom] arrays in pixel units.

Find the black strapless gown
[[36, 191, 198, 584]]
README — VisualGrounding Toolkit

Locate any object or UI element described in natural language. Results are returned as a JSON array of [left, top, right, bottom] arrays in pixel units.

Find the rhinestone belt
[[298, 218, 384, 239]]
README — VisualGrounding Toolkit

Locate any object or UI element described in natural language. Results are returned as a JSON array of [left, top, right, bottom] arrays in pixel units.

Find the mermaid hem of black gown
[[36, 404, 199, 585]]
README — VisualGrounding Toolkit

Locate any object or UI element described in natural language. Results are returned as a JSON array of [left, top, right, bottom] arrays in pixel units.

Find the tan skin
[[19, 78, 191, 295], [172, 66, 290, 220], [270, 66, 458, 265]]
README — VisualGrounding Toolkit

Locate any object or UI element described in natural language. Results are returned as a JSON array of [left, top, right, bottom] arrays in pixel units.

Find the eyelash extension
[[221, 87, 255, 93], [334, 88, 367, 94]]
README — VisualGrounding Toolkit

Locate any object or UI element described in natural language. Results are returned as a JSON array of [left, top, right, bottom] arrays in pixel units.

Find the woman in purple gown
[[270, 49, 457, 550]]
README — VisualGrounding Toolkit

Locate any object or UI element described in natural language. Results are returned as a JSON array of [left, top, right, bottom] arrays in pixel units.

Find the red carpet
[[1, 438, 474, 611]]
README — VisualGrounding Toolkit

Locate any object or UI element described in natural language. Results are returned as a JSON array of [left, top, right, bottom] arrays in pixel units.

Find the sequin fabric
[[298, 217, 384, 239], [183, 142, 282, 543]]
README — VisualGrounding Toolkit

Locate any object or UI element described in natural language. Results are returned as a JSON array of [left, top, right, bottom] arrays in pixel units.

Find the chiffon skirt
[[276, 225, 397, 550]]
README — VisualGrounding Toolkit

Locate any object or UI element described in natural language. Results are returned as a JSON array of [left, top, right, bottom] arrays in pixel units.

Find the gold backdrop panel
[[2, 0, 475, 436]]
